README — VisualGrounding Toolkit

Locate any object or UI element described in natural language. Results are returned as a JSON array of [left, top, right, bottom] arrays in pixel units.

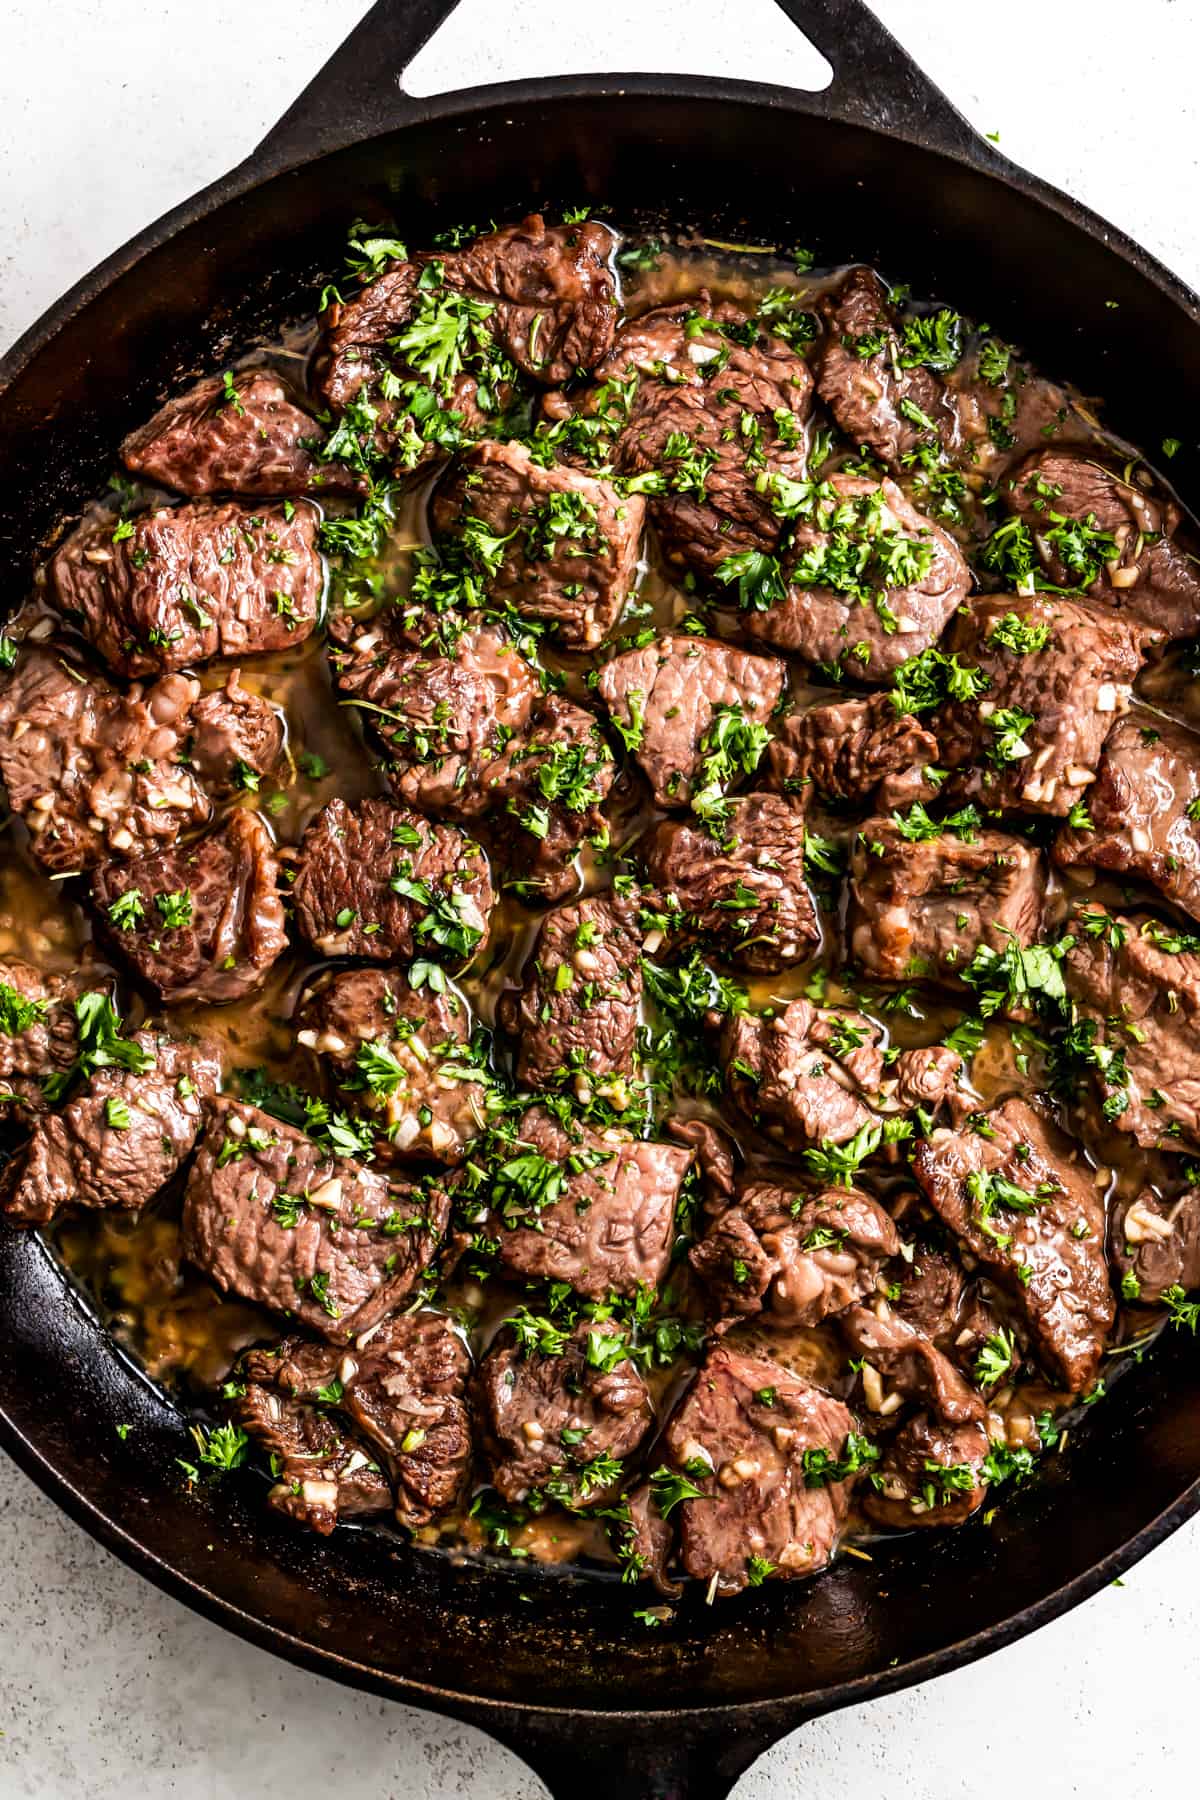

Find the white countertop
[[2, 2, 1198, 1794]]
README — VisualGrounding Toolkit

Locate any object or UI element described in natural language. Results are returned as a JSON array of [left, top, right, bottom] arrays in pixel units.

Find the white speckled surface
[[2, 2, 1199, 1793]]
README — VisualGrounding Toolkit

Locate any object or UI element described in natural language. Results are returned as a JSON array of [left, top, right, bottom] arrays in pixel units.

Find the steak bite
[[295, 965, 487, 1166], [737, 474, 971, 681], [120, 367, 360, 498], [483, 693, 616, 902], [863, 1415, 990, 1531], [236, 1346, 392, 1535], [765, 692, 937, 806], [690, 1182, 899, 1329], [182, 1098, 451, 1341], [641, 792, 819, 973], [839, 1302, 986, 1427], [290, 797, 494, 968], [496, 895, 642, 1095], [890, 1045, 969, 1122], [721, 998, 884, 1152], [938, 594, 1145, 816], [489, 1106, 693, 1298], [0, 959, 89, 1121], [814, 267, 961, 468], [1061, 907, 1200, 1152], [478, 1319, 654, 1508], [848, 818, 1046, 986], [0, 642, 209, 874], [431, 439, 644, 650], [1054, 714, 1200, 921], [597, 633, 784, 808], [1003, 448, 1200, 642], [188, 671, 284, 796], [1115, 1187, 1200, 1304], [661, 1346, 857, 1594], [51, 500, 321, 679], [0, 1030, 221, 1227], [91, 810, 287, 1006], [913, 1096, 1114, 1392]]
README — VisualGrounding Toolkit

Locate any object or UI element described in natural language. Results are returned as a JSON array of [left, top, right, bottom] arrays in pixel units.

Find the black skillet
[[2, 2, 1199, 1794]]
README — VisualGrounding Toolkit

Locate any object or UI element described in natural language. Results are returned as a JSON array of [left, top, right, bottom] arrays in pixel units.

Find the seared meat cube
[[291, 798, 494, 969], [597, 633, 783, 807], [182, 1098, 450, 1342], [247, 1314, 472, 1531], [236, 1346, 392, 1536], [478, 1319, 653, 1508], [863, 1415, 990, 1531], [496, 896, 641, 1094], [120, 367, 359, 498], [51, 500, 321, 678], [913, 1096, 1114, 1391], [484, 694, 616, 902], [814, 268, 961, 468], [848, 819, 1046, 986], [642, 793, 819, 973], [615, 1482, 680, 1597], [738, 475, 970, 681], [490, 1106, 693, 1298], [333, 617, 538, 820], [666, 1115, 737, 1217], [1003, 448, 1200, 642], [598, 299, 812, 582], [721, 998, 884, 1152], [1055, 715, 1200, 922], [765, 692, 937, 806], [888, 1244, 968, 1348], [889, 1045, 968, 1122], [938, 594, 1145, 816], [1, 1030, 220, 1227], [839, 1303, 985, 1426], [0, 959, 90, 1121], [0, 642, 208, 874], [660, 1347, 856, 1593], [1115, 1188, 1200, 1305], [431, 440, 644, 650], [1061, 907, 1200, 1152], [296, 966, 487, 1166], [92, 810, 287, 1006], [690, 1182, 899, 1328], [188, 671, 284, 796]]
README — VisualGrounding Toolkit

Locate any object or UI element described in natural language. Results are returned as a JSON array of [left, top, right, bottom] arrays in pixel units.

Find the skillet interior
[[1, 86, 1200, 1753]]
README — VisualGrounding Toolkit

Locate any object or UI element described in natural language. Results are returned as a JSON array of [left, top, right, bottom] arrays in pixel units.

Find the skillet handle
[[770, 0, 1000, 164], [477, 1714, 789, 1800]]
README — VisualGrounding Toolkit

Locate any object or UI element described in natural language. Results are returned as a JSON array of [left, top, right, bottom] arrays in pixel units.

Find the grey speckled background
[[3, 2, 1200, 1794]]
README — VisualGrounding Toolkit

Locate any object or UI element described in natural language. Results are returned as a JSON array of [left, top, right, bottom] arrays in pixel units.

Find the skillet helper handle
[[770, 0, 1000, 163], [478, 1715, 787, 1800], [254, 0, 465, 168]]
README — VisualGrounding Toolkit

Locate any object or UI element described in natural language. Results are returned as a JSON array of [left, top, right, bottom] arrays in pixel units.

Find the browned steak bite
[[642, 792, 819, 973], [938, 594, 1146, 816], [1003, 448, 1200, 642], [188, 671, 284, 796], [431, 439, 644, 650], [296, 965, 487, 1166], [91, 810, 287, 1006], [839, 1302, 986, 1427], [478, 1319, 654, 1507], [597, 633, 783, 807], [848, 819, 1046, 986], [888, 1243, 968, 1347], [913, 1096, 1114, 1391], [863, 1415, 990, 1531], [121, 367, 360, 498], [51, 501, 321, 678], [1061, 907, 1200, 1152], [496, 895, 641, 1094], [1, 1031, 221, 1227], [0, 959, 90, 1121], [236, 1346, 392, 1536], [814, 267, 961, 467], [738, 475, 970, 681], [182, 1097, 451, 1341], [1054, 715, 1200, 921], [889, 1045, 969, 1122], [489, 1106, 693, 1298], [0, 642, 209, 874], [597, 298, 812, 582], [721, 998, 884, 1152], [666, 1115, 737, 1216], [766, 692, 937, 806], [243, 1313, 473, 1531], [291, 797, 494, 969], [690, 1182, 899, 1328], [1114, 1188, 1200, 1304], [661, 1346, 857, 1593], [482, 693, 616, 903]]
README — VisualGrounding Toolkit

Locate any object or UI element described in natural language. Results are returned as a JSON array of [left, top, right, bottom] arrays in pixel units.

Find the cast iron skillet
[[2, 2, 1200, 1793]]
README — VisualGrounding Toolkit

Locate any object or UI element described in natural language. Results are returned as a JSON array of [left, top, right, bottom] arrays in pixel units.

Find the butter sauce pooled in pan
[[4, 211, 1200, 1605]]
